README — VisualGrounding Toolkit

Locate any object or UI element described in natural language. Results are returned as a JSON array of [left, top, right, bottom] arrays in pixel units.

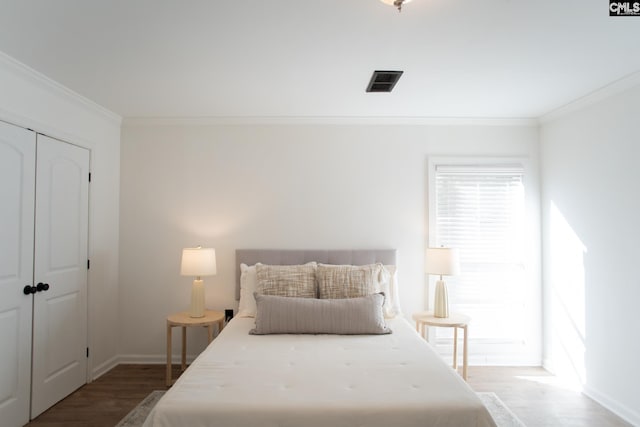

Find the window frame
[[427, 156, 542, 365]]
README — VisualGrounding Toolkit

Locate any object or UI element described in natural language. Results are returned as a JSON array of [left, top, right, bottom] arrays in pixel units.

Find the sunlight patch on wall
[[177, 207, 251, 241], [548, 201, 587, 387]]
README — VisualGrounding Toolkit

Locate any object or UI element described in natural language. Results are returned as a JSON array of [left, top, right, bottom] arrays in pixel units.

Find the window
[[429, 160, 540, 364]]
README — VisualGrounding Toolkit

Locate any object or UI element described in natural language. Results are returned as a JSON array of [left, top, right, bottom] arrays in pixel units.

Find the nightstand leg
[[166, 323, 172, 387], [181, 326, 187, 371], [207, 324, 213, 343], [463, 324, 468, 381], [453, 326, 458, 370]]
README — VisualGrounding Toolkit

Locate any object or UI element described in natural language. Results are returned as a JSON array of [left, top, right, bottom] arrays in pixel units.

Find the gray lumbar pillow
[[250, 293, 391, 335]]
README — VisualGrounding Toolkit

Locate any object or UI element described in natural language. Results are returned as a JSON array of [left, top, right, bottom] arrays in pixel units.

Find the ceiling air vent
[[366, 70, 404, 93]]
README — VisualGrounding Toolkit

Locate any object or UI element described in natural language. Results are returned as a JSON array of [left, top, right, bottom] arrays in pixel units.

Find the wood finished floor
[[467, 367, 631, 427], [25, 365, 631, 427]]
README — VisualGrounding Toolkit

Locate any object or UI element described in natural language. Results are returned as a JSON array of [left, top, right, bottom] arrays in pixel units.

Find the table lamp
[[180, 247, 217, 318], [426, 247, 460, 318]]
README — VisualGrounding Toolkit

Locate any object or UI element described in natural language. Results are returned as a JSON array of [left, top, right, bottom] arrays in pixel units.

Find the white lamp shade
[[425, 247, 460, 276], [181, 247, 217, 277]]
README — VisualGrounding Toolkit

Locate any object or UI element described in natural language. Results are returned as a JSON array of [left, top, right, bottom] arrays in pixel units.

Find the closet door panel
[[0, 121, 35, 427], [31, 134, 89, 418]]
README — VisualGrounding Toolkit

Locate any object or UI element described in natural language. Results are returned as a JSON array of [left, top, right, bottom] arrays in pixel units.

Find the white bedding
[[143, 317, 496, 427]]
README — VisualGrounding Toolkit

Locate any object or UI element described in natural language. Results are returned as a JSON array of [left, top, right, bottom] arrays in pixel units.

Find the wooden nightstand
[[412, 311, 470, 380], [166, 310, 225, 386]]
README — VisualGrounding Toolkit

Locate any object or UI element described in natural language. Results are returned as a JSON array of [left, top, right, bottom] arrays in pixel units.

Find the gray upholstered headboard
[[235, 249, 397, 300]]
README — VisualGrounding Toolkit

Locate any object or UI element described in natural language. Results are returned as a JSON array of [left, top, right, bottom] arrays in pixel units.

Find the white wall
[[540, 83, 640, 425], [119, 120, 540, 361], [0, 52, 122, 379]]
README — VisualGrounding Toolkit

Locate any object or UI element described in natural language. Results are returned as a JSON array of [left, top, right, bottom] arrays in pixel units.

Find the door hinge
[[87, 259, 90, 269], [88, 172, 91, 182], [86, 347, 89, 358]]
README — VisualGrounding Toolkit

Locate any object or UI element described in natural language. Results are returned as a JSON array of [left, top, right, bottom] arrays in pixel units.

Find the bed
[[143, 249, 496, 427]]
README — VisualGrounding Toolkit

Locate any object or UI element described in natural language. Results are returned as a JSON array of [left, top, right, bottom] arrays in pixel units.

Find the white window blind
[[433, 164, 527, 350]]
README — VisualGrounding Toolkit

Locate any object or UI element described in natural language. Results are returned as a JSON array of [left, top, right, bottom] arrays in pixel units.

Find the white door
[[30, 134, 90, 418], [0, 121, 36, 427]]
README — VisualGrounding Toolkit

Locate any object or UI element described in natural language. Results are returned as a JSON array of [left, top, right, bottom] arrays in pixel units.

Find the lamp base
[[189, 279, 205, 318], [434, 279, 449, 318]]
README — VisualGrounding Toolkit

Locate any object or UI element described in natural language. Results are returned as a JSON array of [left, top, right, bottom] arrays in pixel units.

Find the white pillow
[[382, 265, 402, 318], [237, 263, 258, 317]]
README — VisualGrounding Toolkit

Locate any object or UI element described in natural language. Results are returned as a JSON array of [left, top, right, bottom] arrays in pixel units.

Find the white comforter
[[143, 317, 496, 427]]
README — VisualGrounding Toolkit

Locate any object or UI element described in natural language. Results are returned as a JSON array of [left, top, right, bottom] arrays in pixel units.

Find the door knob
[[23, 285, 36, 295], [36, 282, 50, 292]]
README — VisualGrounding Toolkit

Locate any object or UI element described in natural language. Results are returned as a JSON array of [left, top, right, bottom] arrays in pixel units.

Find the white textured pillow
[[383, 265, 402, 318], [250, 293, 391, 335], [238, 263, 258, 317]]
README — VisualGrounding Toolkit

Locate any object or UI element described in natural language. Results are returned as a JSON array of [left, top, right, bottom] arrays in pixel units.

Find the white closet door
[[31, 134, 89, 418], [0, 121, 36, 427]]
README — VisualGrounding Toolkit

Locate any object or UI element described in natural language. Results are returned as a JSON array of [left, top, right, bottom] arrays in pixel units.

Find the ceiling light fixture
[[380, 0, 412, 12]]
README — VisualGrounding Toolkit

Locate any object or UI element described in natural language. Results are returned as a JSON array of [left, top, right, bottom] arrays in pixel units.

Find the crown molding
[[123, 115, 538, 127], [539, 70, 640, 124], [0, 51, 121, 126]]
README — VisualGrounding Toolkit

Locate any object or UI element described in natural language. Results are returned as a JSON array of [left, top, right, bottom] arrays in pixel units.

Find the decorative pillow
[[237, 263, 258, 317], [250, 293, 391, 335], [383, 265, 402, 318], [316, 263, 380, 299], [255, 263, 317, 298]]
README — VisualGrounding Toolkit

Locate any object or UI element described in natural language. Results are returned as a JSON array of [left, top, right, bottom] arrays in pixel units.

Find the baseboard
[[118, 354, 198, 365], [91, 355, 120, 381], [91, 354, 199, 382], [583, 385, 640, 426], [466, 357, 542, 366]]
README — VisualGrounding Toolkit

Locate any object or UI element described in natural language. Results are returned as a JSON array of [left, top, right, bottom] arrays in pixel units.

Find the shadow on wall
[[547, 201, 587, 388]]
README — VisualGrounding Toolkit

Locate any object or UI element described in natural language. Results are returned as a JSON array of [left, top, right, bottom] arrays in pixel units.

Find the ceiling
[[1, 0, 639, 119]]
